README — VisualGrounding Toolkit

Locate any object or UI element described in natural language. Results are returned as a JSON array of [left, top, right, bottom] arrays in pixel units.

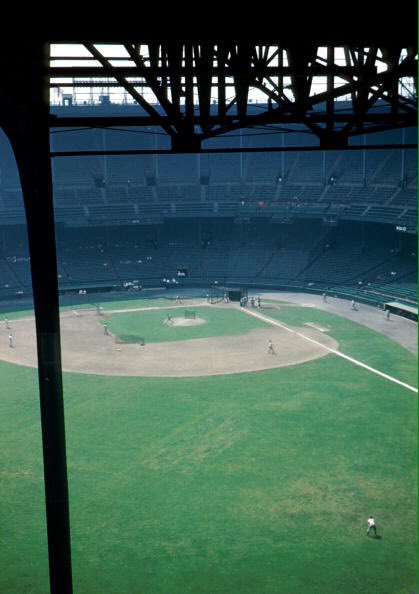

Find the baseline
[[241, 306, 418, 394]]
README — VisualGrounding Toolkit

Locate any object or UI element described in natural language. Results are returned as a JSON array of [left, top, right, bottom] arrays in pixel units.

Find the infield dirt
[[0, 303, 339, 377]]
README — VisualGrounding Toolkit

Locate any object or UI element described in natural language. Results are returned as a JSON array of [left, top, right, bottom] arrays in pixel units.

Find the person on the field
[[268, 339, 275, 355], [8, 333, 13, 348], [366, 516, 377, 537]]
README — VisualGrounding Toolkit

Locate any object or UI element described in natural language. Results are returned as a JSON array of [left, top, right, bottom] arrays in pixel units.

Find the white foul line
[[241, 306, 418, 394]]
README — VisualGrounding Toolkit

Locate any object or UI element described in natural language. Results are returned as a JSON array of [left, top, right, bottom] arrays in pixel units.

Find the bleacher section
[[0, 106, 416, 305], [0, 219, 416, 309], [1, 117, 416, 230], [244, 153, 282, 183]]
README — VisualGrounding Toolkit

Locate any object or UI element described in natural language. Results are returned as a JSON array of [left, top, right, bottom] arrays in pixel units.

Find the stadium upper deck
[[0, 103, 417, 230]]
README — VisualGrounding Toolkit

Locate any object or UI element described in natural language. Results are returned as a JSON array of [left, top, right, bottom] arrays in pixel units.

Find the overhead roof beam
[[46, 41, 417, 148], [83, 43, 176, 138], [123, 43, 180, 122]]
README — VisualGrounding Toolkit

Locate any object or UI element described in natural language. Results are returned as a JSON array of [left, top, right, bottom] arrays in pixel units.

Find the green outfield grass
[[263, 305, 418, 386], [0, 303, 417, 594], [104, 305, 267, 343]]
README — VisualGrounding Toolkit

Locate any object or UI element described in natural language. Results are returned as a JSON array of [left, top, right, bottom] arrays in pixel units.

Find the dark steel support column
[[1, 42, 73, 594]]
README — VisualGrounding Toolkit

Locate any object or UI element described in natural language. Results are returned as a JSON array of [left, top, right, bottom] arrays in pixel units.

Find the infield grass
[[104, 305, 268, 343]]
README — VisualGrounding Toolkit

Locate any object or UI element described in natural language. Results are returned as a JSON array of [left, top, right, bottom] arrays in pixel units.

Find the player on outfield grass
[[366, 516, 377, 537]]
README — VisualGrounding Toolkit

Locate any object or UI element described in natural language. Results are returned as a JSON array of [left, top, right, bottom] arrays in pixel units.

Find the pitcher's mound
[[167, 317, 206, 327]]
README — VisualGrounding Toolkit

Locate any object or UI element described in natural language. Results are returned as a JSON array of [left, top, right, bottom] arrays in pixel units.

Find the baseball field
[[0, 293, 417, 594]]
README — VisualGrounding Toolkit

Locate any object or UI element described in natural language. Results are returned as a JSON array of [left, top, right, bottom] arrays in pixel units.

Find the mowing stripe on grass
[[241, 306, 418, 394]]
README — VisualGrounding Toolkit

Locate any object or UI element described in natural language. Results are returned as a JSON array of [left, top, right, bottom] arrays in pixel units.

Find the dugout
[[384, 301, 418, 321], [228, 289, 242, 302]]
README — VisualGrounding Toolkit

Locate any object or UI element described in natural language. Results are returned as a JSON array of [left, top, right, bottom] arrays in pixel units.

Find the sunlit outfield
[[0, 299, 417, 594]]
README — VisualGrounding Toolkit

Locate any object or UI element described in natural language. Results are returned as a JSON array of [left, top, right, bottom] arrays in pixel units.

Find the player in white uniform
[[366, 516, 377, 537]]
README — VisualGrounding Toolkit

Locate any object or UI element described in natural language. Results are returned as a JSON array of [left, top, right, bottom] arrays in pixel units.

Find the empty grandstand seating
[[0, 104, 416, 304], [0, 217, 416, 306], [1, 117, 416, 229]]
